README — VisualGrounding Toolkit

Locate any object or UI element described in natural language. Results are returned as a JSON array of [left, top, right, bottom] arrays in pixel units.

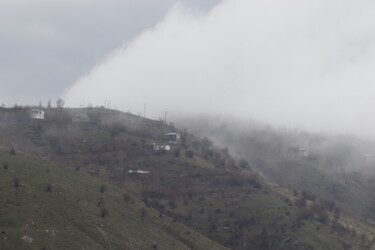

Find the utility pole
[[164, 111, 168, 125]]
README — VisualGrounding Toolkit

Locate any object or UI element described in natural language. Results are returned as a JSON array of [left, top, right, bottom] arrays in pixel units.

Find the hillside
[[0, 149, 227, 250], [1, 107, 375, 249], [175, 114, 375, 222]]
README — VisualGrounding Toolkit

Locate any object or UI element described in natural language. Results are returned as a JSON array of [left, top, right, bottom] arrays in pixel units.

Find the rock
[[20, 235, 33, 243]]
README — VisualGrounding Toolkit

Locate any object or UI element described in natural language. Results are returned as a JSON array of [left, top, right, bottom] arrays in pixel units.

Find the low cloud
[[64, 0, 375, 136]]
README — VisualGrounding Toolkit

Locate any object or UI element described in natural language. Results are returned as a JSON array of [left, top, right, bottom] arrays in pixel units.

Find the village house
[[154, 144, 171, 151], [298, 148, 309, 158], [30, 109, 45, 120], [164, 132, 181, 144], [128, 170, 150, 174]]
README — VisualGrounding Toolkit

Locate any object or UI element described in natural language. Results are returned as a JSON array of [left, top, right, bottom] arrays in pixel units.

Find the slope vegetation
[[0, 149, 226, 249], [1, 107, 375, 249]]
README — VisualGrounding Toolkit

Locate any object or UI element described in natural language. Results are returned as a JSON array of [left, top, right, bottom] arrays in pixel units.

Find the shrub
[[293, 189, 298, 197], [227, 176, 243, 187], [310, 203, 330, 224], [141, 208, 147, 222], [295, 197, 307, 207], [123, 194, 130, 204], [9, 147, 16, 155], [100, 185, 107, 193], [239, 159, 250, 169], [185, 150, 194, 158], [168, 200, 177, 209], [101, 208, 108, 218], [97, 198, 104, 207], [298, 207, 313, 220], [320, 198, 336, 211], [174, 148, 181, 157], [13, 178, 19, 188], [152, 242, 158, 249]]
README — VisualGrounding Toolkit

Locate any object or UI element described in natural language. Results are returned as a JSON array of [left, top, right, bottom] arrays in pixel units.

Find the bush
[[239, 159, 250, 169], [9, 147, 16, 155], [320, 198, 336, 211], [227, 176, 243, 187], [293, 189, 298, 197], [152, 242, 158, 249], [101, 208, 108, 218], [185, 150, 194, 158], [141, 208, 147, 222], [13, 178, 19, 188], [298, 207, 313, 220], [311, 203, 330, 224], [295, 197, 307, 207], [100, 185, 107, 193], [123, 194, 130, 204], [174, 148, 181, 157]]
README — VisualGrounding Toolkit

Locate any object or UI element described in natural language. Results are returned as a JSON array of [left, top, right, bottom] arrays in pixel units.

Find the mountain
[[174, 114, 375, 222], [1, 107, 375, 249]]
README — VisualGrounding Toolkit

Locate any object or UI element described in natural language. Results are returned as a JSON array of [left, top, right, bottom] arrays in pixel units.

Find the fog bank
[[64, 0, 375, 136]]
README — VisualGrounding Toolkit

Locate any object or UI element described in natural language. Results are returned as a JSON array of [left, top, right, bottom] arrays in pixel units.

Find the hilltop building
[[298, 148, 309, 158], [164, 132, 181, 144], [129, 170, 150, 174], [154, 145, 171, 151], [31, 109, 45, 119]]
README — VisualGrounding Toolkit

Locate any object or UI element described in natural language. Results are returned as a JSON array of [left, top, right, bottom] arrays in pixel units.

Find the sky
[[3, 0, 375, 136], [0, 0, 219, 105]]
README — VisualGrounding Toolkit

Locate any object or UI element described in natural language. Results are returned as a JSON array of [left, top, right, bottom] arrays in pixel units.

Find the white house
[[164, 132, 181, 144], [154, 145, 171, 151], [298, 148, 309, 158], [129, 170, 150, 174], [31, 109, 45, 119]]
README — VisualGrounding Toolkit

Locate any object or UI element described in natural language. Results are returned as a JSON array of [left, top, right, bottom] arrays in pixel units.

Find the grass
[[0, 149, 227, 250]]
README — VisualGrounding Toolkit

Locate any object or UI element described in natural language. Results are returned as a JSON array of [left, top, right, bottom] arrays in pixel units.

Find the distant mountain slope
[[175, 114, 375, 219], [1, 107, 375, 249]]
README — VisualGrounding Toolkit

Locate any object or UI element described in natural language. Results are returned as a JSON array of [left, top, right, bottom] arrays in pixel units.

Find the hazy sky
[[3, 0, 375, 136], [0, 0, 219, 104]]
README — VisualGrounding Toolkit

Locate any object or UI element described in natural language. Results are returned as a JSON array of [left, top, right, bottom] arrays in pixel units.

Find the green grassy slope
[[0, 150, 227, 250]]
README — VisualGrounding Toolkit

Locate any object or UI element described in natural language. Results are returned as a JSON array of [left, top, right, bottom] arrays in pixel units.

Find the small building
[[72, 113, 90, 123], [154, 145, 171, 151], [298, 148, 309, 158], [363, 154, 373, 163], [129, 170, 150, 174], [363, 154, 372, 158], [31, 109, 45, 119], [164, 132, 181, 144]]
